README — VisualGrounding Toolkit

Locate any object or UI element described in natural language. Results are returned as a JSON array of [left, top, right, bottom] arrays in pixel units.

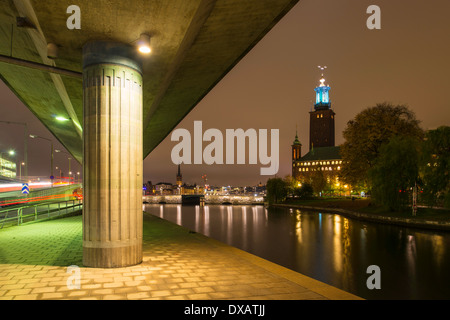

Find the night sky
[[1, 0, 449, 187]]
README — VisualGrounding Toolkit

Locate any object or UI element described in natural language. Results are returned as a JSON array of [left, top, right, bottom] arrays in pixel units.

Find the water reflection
[[144, 204, 450, 299], [177, 205, 181, 225]]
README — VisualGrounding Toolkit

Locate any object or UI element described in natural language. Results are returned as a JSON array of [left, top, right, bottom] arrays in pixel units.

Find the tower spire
[[314, 66, 331, 110], [293, 124, 301, 146], [318, 65, 327, 77], [309, 66, 336, 150], [292, 126, 302, 176], [176, 164, 182, 187]]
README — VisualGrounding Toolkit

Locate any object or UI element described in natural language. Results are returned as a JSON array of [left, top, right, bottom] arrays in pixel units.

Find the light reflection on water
[[144, 204, 450, 300]]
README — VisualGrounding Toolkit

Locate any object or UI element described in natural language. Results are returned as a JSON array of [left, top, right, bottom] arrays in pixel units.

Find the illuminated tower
[[309, 67, 335, 150], [176, 164, 182, 187], [291, 129, 302, 178]]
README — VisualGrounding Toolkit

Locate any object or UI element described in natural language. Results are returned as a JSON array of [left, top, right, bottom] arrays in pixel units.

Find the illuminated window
[[337, 166, 341, 170]]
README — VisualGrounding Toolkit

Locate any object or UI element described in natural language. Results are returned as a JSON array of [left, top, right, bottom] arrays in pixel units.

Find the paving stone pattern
[[0, 213, 361, 300]]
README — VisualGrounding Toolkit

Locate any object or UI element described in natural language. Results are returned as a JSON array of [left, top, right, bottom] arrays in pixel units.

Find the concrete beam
[[143, 0, 217, 129]]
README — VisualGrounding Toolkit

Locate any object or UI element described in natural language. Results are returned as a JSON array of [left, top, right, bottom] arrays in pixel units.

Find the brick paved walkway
[[0, 212, 361, 300]]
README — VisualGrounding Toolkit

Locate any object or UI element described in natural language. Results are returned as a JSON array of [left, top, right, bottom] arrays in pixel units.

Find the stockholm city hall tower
[[292, 69, 342, 182], [310, 73, 335, 149]]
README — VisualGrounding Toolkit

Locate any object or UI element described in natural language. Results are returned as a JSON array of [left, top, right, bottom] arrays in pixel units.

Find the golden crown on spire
[[318, 66, 327, 87]]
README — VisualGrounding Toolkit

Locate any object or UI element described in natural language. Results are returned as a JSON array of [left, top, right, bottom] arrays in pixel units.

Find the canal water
[[144, 204, 450, 300]]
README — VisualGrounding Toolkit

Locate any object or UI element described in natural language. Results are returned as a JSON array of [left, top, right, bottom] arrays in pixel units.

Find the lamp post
[[19, 161, 25, 181], [0, 121, 28, 180], [29, 134, 54, 187], [55, 166, 63, 183], [55, 149, 72, 184]]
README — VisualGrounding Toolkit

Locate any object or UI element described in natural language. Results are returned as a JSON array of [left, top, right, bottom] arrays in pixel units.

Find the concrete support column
[[82, 41, 143, 268]]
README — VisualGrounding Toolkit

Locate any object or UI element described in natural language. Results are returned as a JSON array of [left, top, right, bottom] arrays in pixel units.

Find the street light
[[19, 162, 25, 181], [29, 134, 54, 187], [55, 149, 72, 184], [0, 150, 15, 159], [55, 166, 62, 182], [1, 150, 15, 156]]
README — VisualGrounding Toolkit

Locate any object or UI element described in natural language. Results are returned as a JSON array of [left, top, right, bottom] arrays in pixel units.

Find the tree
[[420, 126, 450, 208], [310, 170, 327, 195], [340, 103, 423, 187], [294, 183, 314, 199], [369, 136, 420, 211], [283, 175, 297, 197], [266, 178, 288, 204]]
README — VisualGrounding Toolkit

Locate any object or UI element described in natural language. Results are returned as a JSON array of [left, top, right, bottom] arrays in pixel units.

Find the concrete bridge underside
[[0, 0, 299, 162], [0, 0, 300, 268]]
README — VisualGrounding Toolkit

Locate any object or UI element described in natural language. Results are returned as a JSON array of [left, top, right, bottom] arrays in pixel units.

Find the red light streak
[[0, 194, 74, 207]]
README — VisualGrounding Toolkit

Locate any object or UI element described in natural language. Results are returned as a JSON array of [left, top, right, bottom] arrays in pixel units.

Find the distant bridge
[[144, 195, 264, 205]]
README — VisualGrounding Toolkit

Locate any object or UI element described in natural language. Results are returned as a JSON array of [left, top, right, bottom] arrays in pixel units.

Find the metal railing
[[0, 199, 83, 229]]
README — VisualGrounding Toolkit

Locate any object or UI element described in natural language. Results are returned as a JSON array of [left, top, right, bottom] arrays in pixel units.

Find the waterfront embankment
[[271, 200, 450, 231]]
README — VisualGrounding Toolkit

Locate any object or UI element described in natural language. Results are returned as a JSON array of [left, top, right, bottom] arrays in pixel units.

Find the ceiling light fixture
[[54, 116, 70, 122], [137, 33, 152, 54], [47, 43, 59, 59]]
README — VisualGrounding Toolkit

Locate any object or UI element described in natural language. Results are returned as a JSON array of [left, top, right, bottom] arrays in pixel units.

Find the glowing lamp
[[137, 34, 152, 54], [55, 116, 70, 122]]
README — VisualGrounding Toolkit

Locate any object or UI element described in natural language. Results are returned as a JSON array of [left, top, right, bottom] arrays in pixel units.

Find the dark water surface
[[144, 204, 450, 299]]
